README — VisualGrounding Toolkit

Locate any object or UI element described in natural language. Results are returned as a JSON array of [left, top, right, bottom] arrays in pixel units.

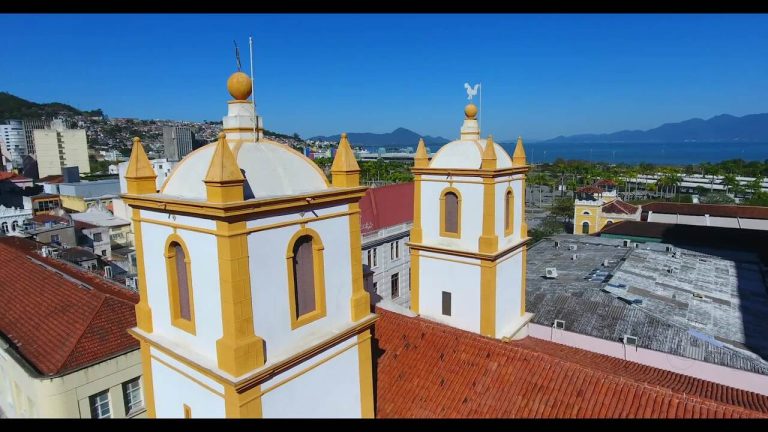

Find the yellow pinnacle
[[205, 133, 244, 183], [331, 133, 361, 187], [481, 135, 497, 170], [125, 137, 156, 179], [512, 136, 527, 166], [414, 138, 429, 168]]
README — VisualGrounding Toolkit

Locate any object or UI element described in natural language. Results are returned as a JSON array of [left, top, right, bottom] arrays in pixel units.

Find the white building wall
[[34, 130, 62, 178], [495, 251, 523, 334], [495, 175, 523, 247], [0, 348, 144, 418], [362, 223, 412, 308], [140, 218, 223, 364], [151, 349, 225, 418], [740, 218, 768, 230], [248, 209, 353, 362], [420, 176, 483, 251], [59, 130, 90, 174], [418, 253, 480, 333], [260, 337, 361, 418]]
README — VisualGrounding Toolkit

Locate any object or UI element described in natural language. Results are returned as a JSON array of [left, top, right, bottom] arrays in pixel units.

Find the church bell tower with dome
[[124, 69, 376, 418], [408, 99, 533, 339]]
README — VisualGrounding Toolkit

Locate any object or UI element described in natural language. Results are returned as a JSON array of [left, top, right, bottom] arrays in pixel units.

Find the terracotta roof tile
[[374, 308, 768, 418], [601, 200, 639, 215], [0, 237, 138, 376]]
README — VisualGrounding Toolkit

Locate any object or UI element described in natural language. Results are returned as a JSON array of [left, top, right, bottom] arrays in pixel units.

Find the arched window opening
[[286, 228, 327, 329], [582, 221, 590, 234], [440, 188, 462, 238], [165, 237, 195, 334], [505, 188, 514, 236]]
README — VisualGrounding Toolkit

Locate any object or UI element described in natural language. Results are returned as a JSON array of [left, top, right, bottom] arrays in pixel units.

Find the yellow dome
[[464, 103, 478, 119], [227, 71, 252, 101]]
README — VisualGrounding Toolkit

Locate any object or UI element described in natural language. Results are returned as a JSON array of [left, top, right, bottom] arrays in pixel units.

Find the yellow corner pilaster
[[357, 330, 375, 418], [131, 208, 153, 332], [478, 178, 498, 254], [224, 385, 263, 418], [520, 178, 528, 237], [348, 202, 371, 321], [521, 247, 527, 316], [215, 221, 265, 377], [140, 341, 156, 418], [410, 174, 423, 243], [409, 249, 420, 314], [480, 259, 497, 338]]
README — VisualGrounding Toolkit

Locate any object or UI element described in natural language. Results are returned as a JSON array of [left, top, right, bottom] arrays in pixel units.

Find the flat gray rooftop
[[526, 234, 768, 375]]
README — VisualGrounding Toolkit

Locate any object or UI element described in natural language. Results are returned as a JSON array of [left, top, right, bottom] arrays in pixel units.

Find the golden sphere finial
[[464, 103, 478, 120], [132, 136, 141, 145], [227, 71, 252, 101]]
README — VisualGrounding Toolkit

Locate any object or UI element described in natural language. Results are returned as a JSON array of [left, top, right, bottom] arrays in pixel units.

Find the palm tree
[[720, 173, 739, 196]]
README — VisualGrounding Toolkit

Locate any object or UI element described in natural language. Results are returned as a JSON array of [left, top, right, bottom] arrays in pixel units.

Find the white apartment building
[[33, 119, 89, 178], [0, 120, 28, 168]]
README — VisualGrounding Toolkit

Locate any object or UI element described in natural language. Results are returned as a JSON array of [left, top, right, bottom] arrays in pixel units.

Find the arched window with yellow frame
[[286, 227, 327, 330], [164, 234, 196, 335], [439, 187, 462, 238], [504, 186, 515, 237]]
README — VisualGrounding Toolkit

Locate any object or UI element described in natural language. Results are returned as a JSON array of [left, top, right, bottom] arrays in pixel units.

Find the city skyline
[[2, 14, 767, 140]]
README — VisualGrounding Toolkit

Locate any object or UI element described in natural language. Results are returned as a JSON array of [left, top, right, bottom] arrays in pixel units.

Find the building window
[[122, 377, 144, 415], [164, 235, 196, 334], [372, 281, 378, 294], [286, 228, 327, 329], [442, 291, 452, 316], [390, 241, 400, 260], [93, 232, 103, 242], [1, 222, 7, 234], [582, 211, 591, 215], [90, 390, 111, 419], [367, 247, 378, 268], [606, 220, 613, 226], [51, 234, 60, 243], [391, 273, 400, 299], [440, 188, 461, 238], [582, 221, 590, 234], [11, 220, 18, 232], [504, 187, 514, 236], [101, 249, 107, 257]]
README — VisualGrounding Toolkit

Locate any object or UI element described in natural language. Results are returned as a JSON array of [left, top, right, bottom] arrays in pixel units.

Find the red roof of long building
[[642, 202, 768, 220], [359, 182, 414, 234], [374, 308, 768, 418], [0, 237, 138, 376]]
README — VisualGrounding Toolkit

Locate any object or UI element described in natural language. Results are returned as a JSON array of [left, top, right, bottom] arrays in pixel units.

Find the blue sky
[[2, 14, 767, 141]]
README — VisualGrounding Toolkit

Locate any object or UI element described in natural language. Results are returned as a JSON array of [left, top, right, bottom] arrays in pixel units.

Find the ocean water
[[499, 142, 768, 165]]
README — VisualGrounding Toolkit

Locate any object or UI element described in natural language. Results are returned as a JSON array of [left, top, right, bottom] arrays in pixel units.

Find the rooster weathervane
[[464, 82, 479, 100]]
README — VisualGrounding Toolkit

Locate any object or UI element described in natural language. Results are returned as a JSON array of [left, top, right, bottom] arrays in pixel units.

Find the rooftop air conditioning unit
[[40, 246, 50, 257], [622, 239, 631, 247], [603, 259, 610, 267], [666, 245, 674, 253], [623, 335, 638, 346], [553, 320, 566, 330], [545, 268, 558, 279], [568, 244, 578, 251], [554, 241, 560, 248], [104, 266, 112, 278], [634, 243, 640, 248], [672, 251, 680, 258], [571, 254, 578, 260]]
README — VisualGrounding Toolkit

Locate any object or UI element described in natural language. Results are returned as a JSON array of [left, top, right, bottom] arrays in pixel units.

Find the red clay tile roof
[[642, 202, 768, 220], [0, 237, 138, 377], [37, 175, 64, 184], [594, 179, 616, 187], [601, 200, 639, 215], [360, 182, 414, 234], [576, 185, 602, 194], [0, 172, 30, 182], [374, 308, 768, 418]]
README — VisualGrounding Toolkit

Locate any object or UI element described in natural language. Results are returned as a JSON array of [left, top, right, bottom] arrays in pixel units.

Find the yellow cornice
[[412, 166, 530, 177], [121, 186, 367, 222], [407, 237, 530, 262], [413, 138, 429, 168], [480, 135, 497, 170], [205, 133, 244, 184], [128, 314, 378, 389], [512, 136, 527, 166]]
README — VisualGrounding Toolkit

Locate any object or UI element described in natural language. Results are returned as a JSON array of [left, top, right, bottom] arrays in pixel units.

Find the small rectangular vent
[[623, 335, 638, 346], [553, 319, 565, 330]]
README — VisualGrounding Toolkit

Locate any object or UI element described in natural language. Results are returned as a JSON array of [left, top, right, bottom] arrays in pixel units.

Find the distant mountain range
[[310, 127, 449, 148], [544, 113, 768, 143], [0, 91, 103, 119]]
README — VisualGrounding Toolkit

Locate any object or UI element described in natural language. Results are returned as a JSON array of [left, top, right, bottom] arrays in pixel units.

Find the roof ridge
[[51, 294, 106, 374]]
